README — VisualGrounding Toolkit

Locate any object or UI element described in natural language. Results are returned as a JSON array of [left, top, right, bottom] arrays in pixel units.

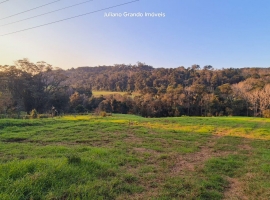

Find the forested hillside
[[1, 59, 270, 117]]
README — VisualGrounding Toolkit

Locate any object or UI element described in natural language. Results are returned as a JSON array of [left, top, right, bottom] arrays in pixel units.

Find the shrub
[[23, 115, 31, 119], [262, 109, 270, 118], [100, 111, 107, 117], [30, 109, 38, 119], [207, 113, 212, 117], [75, 104, 85, 113], [219, 111, 224, 116], [38, 114, 49, 119]]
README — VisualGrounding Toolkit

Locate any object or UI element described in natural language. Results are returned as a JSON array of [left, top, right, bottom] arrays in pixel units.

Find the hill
[[1, 60, 270, 117]]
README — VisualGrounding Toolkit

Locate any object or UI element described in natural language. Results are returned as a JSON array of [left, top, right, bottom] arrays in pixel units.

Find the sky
[[0, 0, 270, 69]]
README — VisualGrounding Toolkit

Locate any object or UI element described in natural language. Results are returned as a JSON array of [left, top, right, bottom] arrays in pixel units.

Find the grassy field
[[92, 90, 140, 97], [0, 115, 269, 199]]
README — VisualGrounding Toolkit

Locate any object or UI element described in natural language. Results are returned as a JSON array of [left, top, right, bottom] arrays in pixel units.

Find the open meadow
[[92, 91, 140, 98], [0, 115, 269, 199]]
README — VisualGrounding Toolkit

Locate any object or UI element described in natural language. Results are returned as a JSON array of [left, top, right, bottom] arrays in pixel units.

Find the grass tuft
[[66, 154, 81, 164]]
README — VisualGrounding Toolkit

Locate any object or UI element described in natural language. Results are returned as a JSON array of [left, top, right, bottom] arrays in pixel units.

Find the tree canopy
[[1, 59, 270, 118]]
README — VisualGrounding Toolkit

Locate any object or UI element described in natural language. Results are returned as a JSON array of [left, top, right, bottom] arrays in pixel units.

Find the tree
[[69, 92, 84, 112], [0, 91, 13, 116], [258, 84, 270, 116], [232, 82, 252, 116], [247, 90, 260, 117]]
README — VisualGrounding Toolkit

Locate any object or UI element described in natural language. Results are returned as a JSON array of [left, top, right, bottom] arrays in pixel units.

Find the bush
[[262, 109, 270, 118], [100, 111, 107, 117], [30, 109, 38, 119], [75, 104, 85, 113], [23, 115, 31, 119], [38, 114, 50, 119]]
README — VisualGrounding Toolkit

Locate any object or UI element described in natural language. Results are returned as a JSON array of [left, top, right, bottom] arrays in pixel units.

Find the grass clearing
[[0, 115, 269, 199], [92, 90, 141, 98]]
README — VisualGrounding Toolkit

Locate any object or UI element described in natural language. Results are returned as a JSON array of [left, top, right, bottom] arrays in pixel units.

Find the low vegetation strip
[[0, 115, 269, 199], [92, 90, 141, 97]]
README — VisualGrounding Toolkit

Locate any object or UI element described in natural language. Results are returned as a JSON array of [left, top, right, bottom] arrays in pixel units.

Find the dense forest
[[1, 59, 270, 118]]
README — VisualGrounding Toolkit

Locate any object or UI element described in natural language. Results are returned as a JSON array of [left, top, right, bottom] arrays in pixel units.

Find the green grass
[[0, 115, 270, 199], [92, 90, 140, 98]]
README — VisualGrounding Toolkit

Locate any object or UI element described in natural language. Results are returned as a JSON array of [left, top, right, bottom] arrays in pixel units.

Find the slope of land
[[0, 115, 269, 199]]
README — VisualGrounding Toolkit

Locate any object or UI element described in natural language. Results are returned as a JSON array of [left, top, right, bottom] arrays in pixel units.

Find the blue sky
[[0, 0, 270, 69]]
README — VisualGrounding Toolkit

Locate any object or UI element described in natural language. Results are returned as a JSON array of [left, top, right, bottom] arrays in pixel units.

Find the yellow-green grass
[[92, 90, 140, 97], [0, 115, 269, 199]]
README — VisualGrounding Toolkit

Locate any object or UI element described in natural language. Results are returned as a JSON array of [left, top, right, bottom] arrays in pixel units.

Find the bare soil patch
[[171, 136, 230, 174], [238, 143, 252, 151], [133, 147, 158, 155], [224, 177, 248, 200], [124, 135, 144, 144]]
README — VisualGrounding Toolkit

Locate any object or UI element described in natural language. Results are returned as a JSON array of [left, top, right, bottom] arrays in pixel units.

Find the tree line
[[0, 59, 270, 118]]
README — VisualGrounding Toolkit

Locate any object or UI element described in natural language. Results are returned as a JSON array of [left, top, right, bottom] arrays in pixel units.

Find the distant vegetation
[[0, 115, 269, 199], [1, 59, 270, 117], [92, 90, 127, 97], [92, 90, 140, 98]]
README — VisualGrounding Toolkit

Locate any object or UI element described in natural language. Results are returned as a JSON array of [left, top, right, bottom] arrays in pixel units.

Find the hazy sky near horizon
[[0, 0, 270, 69]]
